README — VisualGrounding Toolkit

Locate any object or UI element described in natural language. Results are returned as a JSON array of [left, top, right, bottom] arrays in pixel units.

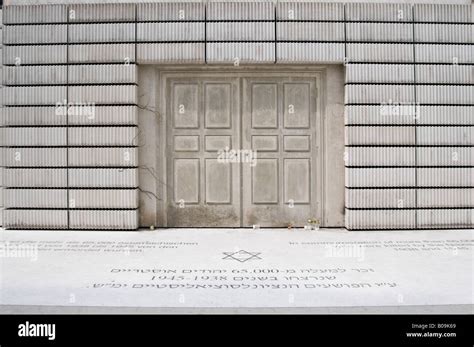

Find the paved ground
[[1, 228, 472, 314], [1, 305, 472, 314]]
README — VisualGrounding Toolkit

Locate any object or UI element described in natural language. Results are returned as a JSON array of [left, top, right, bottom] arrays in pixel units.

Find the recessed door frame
[[156, 66, 326, 228]]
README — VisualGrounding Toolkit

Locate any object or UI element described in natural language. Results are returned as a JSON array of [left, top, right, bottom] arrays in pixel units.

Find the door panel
[[173, 84, 199, 129], [167, 78, 241, 227], [174, 158, 200, 204], [251, 84, 278, 129], [283, 158, 311, 203], [242, 77, 319, 227], [174, 135, 199, 152], [252, 159, 279, 204], [205, 84, 232, 128], [205, 159, 232, 204], [283, 83, 311, 128]]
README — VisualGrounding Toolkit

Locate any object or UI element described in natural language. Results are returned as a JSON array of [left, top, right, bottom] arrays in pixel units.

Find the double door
[[165, 74, 320, 227]]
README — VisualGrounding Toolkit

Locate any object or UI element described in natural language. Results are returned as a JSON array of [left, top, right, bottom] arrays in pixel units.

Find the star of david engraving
[[222, 250, 262, 262]]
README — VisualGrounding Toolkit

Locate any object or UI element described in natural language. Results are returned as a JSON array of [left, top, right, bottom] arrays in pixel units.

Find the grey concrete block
[[69, 210, 138, 230], [208, 1, 273, 20], [417, 168, 474, 187], [68, 126, 138, 146], [3, 86, 66, 106], [415, 44, 474, 64], [68, 44, 135, 63], [69, 189, 139, 209], [1, 148, 67, 167], [137, 2, 205, 21], [3, 4, 67, 24], [276, 22, 344, 42], [277, 2, 343, 21], [344, 105, 416, 125], [68, 23, 135, 43], [208, 22, 274, 41], [137, 43, 205, 64], [414, 4, 472, 23], [415, 65, 473, 84], [417, 209, 473, 229], [0, 127, 66, 146], [3, 168, 67, 187], [68, 106, 137, 126], [346, 209, 416, 230], [2, 45, 67, 65], [417, 106, 474, 125], [3, 209, 68, 229], [346, 23, 413, 42], [68, 3, 136, 22], [345, 64, 414, 84], [346, 147, 415, 166], [345, 126, 415, 145], [277, 43, 344, 63], [417, 147, 473, 166], [0, 168, 3, 197], [345, 84, 415, 104], [2, 65, 67, 85], [68, 64, 137, 84], [346, 189, 416, 209], [68, 85, 137, 104], [345, 3, 412, 22], [207, 42, 275, 64], [4, 189, 67, 208], [68, 168, 138, 188], [346, 43, 414, 63], [137, 22, 205, 42], [0, 106, 66, 126], [3, 24, 67, 44], [345, 168, 416, 187], [418, 188, 473, 208], [416, 85, 474, 104], [68, 147, 137, 167], [417, 127, 474, 146], [415, 24, 473, 43]]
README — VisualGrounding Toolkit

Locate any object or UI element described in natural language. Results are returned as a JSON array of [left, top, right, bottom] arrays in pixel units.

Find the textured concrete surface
[[5, 1, 473, 5], [1, 1, 473, 231], [0, 228, 472, 313], [1, 305, 473, 314]]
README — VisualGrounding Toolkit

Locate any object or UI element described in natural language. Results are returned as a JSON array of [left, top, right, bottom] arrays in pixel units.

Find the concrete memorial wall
[[0, 0, 473, 230]]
